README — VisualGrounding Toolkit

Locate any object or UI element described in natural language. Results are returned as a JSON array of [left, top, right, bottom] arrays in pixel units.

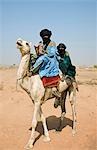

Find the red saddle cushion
[[41, 75, 60, 88]]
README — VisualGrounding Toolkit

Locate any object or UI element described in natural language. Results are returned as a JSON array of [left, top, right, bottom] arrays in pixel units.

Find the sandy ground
[[0, 67, 97, 150]]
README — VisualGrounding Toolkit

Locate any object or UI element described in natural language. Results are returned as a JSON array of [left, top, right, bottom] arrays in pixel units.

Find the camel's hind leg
[[56, 90, 67, 131], [69, 84, 77, 136], [25, 102, 40, 149]]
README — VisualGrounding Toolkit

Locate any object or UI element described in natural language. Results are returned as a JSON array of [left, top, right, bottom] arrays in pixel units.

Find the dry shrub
[[93, 65, 97, 69]]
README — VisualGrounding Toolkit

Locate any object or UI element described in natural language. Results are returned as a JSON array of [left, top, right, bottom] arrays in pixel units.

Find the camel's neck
[[17, 54, 30, 80]]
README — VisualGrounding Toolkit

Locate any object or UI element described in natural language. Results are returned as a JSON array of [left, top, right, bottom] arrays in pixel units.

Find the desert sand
[[0, 66, 97, 150]]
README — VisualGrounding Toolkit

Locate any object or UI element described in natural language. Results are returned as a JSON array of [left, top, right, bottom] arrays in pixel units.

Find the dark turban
[[40, 29, 52, 38], [57, 43, 66, 50]]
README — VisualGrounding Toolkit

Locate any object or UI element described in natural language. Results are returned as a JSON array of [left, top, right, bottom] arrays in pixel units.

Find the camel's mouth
[[17, 41, 22, 46]]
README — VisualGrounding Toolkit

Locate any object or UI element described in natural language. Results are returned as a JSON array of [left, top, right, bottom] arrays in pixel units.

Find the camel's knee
[[69, 95, 74, 105], [32, 120, 37, 128], [70, 99, 74, 105], [69, 91, 76, 105]]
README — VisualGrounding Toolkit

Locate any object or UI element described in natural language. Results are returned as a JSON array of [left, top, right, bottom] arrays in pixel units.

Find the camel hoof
[[72, 130, 76, 136], [43, 136, 51, 142], [24, 143, 33, 150]]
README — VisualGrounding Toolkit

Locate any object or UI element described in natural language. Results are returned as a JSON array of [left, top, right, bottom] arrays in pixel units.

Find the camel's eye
[[26, 42, 29, 46]]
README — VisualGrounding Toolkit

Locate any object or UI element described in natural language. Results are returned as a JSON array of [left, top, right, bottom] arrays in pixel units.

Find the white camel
[[16, 38, 77, 149]]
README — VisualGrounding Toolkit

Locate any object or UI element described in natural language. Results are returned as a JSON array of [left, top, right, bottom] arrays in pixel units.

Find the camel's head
[[16, 38, 32, 56]]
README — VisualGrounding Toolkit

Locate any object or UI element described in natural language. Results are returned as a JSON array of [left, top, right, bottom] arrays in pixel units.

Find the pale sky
[[0, 0, 96, 66]]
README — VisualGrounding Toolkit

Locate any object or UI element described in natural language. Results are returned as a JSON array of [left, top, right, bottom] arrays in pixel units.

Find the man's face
[[42, 35, 50, 44], [58, 48, 65, 57]]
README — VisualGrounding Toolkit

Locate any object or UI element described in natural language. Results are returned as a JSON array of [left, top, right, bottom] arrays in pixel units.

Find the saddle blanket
[[41, 75, 60, 88]]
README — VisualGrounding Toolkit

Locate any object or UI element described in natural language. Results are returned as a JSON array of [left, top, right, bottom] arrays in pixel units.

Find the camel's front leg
[[39, 107, 51, 142], [25, 102, 40, 149], [69, 88, 77, 136]]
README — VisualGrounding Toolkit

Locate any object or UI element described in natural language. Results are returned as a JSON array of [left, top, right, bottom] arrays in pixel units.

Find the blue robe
[[32, 42, 59, 78]]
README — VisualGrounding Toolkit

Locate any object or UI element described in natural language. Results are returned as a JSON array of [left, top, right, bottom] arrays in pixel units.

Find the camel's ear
[[29, 42, 32, 47]]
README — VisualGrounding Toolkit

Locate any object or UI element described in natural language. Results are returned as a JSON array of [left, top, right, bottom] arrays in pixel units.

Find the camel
[[16, 38, 77, 149]]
